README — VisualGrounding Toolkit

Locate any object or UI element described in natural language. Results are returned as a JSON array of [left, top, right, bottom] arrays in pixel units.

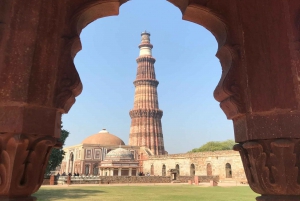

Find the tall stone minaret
[[129, 32, 165, 155]]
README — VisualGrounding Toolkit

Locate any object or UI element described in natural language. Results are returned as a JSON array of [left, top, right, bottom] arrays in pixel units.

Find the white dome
[[105, 148, 134, 160], [99, 129, 109, 133]]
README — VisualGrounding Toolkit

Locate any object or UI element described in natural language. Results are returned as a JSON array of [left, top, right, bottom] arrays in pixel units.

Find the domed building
[[59, 129, 152, 176], [100, 148, 139, 176]]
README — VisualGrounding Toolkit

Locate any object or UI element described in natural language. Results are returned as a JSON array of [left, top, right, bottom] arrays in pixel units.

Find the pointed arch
[[162, 164, 166, 176], [190, 164, 195, 176], [225, 163, 232, 178], [207, 163, 212, 176]]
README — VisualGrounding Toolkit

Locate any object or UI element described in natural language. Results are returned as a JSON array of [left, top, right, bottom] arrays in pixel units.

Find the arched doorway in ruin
[[190, 164, 195, 176], [150, 164, 154, 176], [207, 163, 212, 176], [225, 163, 232, 178], [93, 164, 99, 175], [162, 165, 166, 176], [68, 152, 74, 174], [85, 164, 90, 175], [176, 164, 180, 176]]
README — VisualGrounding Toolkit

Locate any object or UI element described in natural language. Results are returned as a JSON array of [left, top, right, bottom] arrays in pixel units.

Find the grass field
[[33, 185, 258, 201]]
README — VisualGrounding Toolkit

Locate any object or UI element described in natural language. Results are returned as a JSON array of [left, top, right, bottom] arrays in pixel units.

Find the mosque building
[[59, 32, 246, 181]]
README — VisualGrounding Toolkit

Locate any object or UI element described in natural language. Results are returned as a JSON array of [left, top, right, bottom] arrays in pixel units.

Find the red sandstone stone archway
[[207, 163, 212, 176], [190, 164, 195, 176], [225, 163, 232, 178], [2, 1, 300, 201], [150, 164, 154, 176], [162, 164, 166, 176]]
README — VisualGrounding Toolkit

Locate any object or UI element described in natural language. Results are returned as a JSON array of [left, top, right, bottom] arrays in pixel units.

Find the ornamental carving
[[136, 56, 156, 63], [55, 36, 82, 113], [134, 80, 159, 87], [214, 45, 244, 119], [0, 134, 58, 197], [234, 139, 300, 196], [178, 3, 245, 120], [129, 109, 163, 118]]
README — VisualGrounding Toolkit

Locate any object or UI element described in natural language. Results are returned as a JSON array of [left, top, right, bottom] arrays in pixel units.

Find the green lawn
[[33, 185, 258, 201]]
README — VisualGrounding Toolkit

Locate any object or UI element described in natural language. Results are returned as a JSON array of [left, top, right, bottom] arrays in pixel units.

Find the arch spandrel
[[168, 0, 245, 119], [67, 0, 245, 119]]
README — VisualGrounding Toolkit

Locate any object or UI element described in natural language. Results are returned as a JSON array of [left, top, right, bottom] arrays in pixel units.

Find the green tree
[[45, 126, 69, 175], [189, 140, 236, 152]]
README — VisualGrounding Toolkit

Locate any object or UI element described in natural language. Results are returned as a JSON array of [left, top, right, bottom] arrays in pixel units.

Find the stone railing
[[148, 150, 239, 159], [98, 176, 171, 184], [44, 175, 219, 185], [57, 175, 101, 184]]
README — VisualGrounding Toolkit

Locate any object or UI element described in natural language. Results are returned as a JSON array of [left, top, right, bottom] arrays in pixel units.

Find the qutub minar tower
[[129, 32, 165, 155]]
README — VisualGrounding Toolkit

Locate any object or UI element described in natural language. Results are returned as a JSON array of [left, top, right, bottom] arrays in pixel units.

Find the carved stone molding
[[177, 3, 245, 120], [256, 195, 300, 201], [136, 56, 156, 63], [133, 80, 159, 87], [129, 109, 163, 118], [0, 134, 58, 199], [138, 43, 153, 49], [55, 36, 82, 113], [234, 139, 300, 197]]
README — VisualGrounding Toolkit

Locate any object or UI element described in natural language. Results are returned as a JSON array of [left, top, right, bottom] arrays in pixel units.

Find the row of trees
[[189, 140, 236, 152]]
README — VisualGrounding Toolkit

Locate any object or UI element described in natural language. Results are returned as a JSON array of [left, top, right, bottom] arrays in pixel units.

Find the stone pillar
[[194, 176, 199, 185], [0, 0, 82, 199], [50, 175, 55, 186], [167, 0, 300, 200], [178, 1, 300, 200], [67, 176, 71, 185], [118, 168, 122, 176], [89, 164, 93, 176], [65, 153, 69, 175], [129, 168, 132, 176], [110, 168, 114, 176]]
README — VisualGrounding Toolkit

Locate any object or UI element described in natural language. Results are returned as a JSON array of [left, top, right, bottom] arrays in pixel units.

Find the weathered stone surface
[[129, 33, 165, 155], [143, 151, 245, 181], [1, 0, 300, 200], [234, 139, 300, 196]]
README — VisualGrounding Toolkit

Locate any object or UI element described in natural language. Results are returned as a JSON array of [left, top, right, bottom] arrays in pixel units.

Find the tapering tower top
[[139, 31, 153, 56]]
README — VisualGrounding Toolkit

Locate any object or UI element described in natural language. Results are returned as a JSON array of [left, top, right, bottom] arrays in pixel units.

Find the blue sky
[[62, 0, 234, 153]]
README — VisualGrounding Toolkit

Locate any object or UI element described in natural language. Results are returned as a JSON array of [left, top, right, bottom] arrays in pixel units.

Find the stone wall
[[98, 176, 171, 184], [143, 150, 246, 181], [43, 175, 221, 185], [178, 175, 220, 183], [52, 176, 171, 184]]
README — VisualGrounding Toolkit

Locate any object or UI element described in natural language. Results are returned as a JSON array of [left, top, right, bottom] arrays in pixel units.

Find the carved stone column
[[0, 0, 82, 200], [234, 140, 300, 201], [168, 0, 300, 200]]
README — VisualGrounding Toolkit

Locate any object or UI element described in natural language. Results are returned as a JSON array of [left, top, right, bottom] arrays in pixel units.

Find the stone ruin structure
[[143, 150, 246, 182], [58, 33, 246, 184], [1, 0, 300, 201]]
